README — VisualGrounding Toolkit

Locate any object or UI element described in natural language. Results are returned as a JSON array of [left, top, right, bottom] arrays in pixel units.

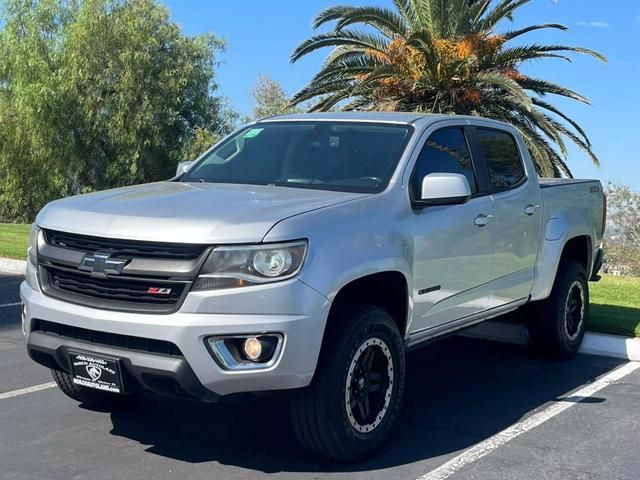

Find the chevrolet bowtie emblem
[[79, 252, 129, 278]]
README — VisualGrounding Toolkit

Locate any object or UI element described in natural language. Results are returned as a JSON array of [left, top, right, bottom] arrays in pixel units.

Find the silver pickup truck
[[21, 112, 605, 461]]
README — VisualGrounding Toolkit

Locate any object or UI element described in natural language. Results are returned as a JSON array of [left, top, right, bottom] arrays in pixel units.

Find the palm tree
[[290, 0, 605, 176]]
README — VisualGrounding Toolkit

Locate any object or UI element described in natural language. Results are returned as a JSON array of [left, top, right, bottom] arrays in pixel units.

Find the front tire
[[528, 259, 589, 358], [289, 304, 405, 462], [51, 369, 136, 410]]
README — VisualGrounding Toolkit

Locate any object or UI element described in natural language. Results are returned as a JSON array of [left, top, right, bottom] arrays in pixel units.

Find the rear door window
[[476, 128, 525, 192]]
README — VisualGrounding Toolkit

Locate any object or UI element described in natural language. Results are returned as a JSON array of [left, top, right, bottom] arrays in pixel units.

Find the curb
[[580, 332, 640, 361], [460, 320, 640, 361], [0, 257, 26, 275]]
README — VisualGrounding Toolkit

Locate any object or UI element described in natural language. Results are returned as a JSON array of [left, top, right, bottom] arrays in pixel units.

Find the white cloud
[[576, 21, 609, 28]]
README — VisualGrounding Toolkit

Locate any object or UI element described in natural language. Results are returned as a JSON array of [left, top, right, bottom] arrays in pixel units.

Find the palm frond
[[484, 97, 568, 156], [391, 0, 420, 29], [310, 55, 379, 85], [333, 6, 409, 37], [312, 6, 355, 30], [553, 123, 601, 167], [352, 64, 400, 93], [310, 91, 351, 111], [488, 44, 605, 67], [478, 0, 531, 31], [520, 77, 591, 104], [291, 30, 390, 63], [291, 78, 353, 105], [474, 71, 532, 109], [542, 144, 572, 178], [511, 119, 557, 176], [502, 23, 568, 40], [412, 0, 435, 33], [438, 0, 471, 37], [488, 48, 573, 67], [469, 0, 493, 24], [342, 95, 376, 110], [531, 97, 592, 147]]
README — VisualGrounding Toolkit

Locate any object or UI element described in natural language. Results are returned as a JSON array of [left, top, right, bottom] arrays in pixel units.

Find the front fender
[[263, 191, 413, 305]]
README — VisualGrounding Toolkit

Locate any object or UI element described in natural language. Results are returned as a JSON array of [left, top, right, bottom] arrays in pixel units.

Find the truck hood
[[36, 182, 367, 243]]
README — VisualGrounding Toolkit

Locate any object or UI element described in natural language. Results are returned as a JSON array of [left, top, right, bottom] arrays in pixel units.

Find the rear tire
[[528, 259, 589, 358], [51, 369, 136, 410], [289, 304, 405, 462]]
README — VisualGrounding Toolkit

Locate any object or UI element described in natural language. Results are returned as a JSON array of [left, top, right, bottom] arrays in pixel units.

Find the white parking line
[[0, 302, 21, 308], [417, 361, 640, 480], [0, 382, 57, 400]]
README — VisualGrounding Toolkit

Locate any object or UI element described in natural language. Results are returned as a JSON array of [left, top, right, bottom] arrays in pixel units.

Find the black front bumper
[[27, 331, 219, 402]]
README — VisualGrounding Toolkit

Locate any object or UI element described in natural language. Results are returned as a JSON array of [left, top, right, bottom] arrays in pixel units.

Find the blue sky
[[163, 0, 640, 189]]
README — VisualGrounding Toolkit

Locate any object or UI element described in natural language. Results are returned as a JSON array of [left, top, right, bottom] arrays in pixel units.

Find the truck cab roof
[[260, 111, 514, 129]]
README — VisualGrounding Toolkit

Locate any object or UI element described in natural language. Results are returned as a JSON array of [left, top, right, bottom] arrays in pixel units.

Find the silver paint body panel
[[22, 112, 604, 395]]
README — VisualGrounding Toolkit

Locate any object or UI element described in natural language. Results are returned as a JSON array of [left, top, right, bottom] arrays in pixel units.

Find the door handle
[[524, 204, 541, 216], [474, 214, 493, 227]]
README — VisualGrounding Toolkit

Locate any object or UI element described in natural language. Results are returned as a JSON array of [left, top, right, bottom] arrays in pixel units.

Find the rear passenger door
[[473, 127, 543, 307]]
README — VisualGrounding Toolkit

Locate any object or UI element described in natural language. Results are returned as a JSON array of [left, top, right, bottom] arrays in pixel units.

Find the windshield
[[181, 121, 413, 193]]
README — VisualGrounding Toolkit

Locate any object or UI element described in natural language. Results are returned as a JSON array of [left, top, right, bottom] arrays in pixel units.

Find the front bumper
[[21, 270, 331, 398], [27, 330, 220, 401]]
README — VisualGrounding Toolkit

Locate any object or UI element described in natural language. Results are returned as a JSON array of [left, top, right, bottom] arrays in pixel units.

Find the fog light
[[243, 337, 262, 361], [206, 334, 282, 370]]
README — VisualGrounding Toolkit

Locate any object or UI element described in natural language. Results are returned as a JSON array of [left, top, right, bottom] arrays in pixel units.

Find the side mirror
[[176, 160, 194, 176], [416, 173, 472, 207]]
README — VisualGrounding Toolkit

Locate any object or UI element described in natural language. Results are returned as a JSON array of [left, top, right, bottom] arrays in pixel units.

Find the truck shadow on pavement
[[106, 336, 624, 474]]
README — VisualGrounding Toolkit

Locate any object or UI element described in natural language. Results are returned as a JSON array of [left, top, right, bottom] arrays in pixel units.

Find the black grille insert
[[44, 229, 207, 260], [43, 266, 186, 312], [32, 319, 183, 357]]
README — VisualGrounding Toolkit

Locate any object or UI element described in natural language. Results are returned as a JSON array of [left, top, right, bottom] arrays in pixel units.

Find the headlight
[[193, 240, 307, 290], [27, 224, 40, 266]]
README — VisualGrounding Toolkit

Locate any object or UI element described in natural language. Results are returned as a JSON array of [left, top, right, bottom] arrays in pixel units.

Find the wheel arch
[[559, 235, 592, 275], [328, 271, 410, 338], [531, 233, 593, 302]]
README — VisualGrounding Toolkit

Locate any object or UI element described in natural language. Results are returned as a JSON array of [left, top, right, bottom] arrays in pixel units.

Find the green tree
[[0, 0, 235, 222], [250, 73, 301, 120], [291, 0, 605, 177], [180, 126, 220, 162], [606, 183, 640, 249]]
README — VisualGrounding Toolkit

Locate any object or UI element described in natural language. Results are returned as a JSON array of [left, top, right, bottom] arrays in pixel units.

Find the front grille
[[39, 229, 208, 313], [46, 266, 185, 307], [44, 229, 206, 260], [32, 319, 183, 357]]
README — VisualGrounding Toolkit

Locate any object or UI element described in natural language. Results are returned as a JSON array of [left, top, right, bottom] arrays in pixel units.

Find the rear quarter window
[[477, 128, 525, 192]]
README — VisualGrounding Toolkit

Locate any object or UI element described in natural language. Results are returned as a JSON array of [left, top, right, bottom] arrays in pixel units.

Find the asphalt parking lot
[[2, 272, 639, 480]]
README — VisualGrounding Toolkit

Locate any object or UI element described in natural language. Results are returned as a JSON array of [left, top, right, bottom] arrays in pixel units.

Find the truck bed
[[539, 178, 604, 245], [529, 177, 605, 300], [539, 178, 602, 189]]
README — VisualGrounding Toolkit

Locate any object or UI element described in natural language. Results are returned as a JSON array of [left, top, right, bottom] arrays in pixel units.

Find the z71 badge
[[147, 287, 172, 295]]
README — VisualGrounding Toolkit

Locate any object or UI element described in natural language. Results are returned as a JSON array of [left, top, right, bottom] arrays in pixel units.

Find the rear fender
[[530, 213, 594, 301]]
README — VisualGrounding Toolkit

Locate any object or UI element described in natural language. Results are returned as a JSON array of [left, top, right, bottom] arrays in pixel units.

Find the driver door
[[407, 126, 495, 334]]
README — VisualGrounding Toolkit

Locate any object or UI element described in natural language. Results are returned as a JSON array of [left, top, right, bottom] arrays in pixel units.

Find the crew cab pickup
[[22, 112, 605, 461]]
